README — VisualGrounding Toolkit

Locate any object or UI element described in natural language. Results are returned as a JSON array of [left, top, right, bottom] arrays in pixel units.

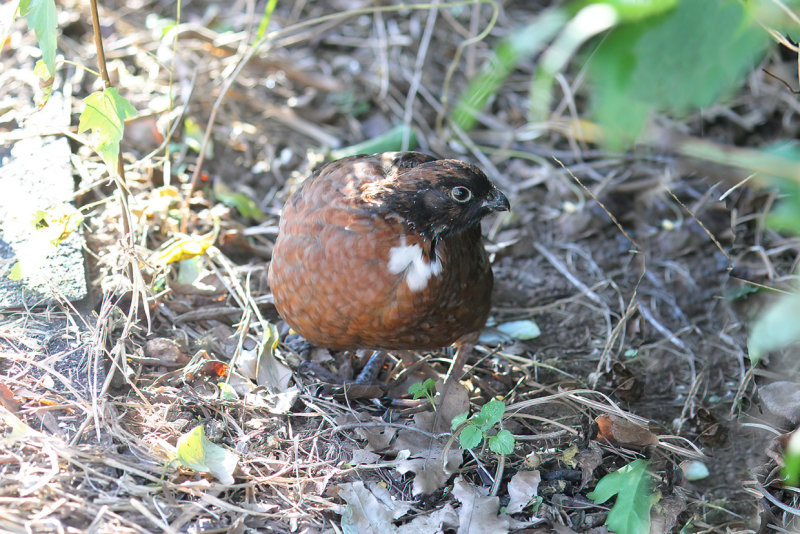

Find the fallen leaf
[[506, 470, 541, 513], [150, 230, 216, 265], [397, 504, 458, 533], [339, 481, 412, 533], [175, 425, 238, 485], [576, 442, 603, 489], [452, 477, 510, 534], [237, 324, 292, 391], [596, 414, 658, 448], [144, 337, 187, 365]]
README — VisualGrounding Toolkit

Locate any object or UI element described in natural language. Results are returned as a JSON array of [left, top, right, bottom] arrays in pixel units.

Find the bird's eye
[[450, 186, 472, 203]]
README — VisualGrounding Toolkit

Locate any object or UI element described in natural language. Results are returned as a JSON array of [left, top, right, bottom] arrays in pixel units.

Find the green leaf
[[33, 59, 53, 107], [748, 292, 800, 364], [488, 429, 515, 455], [451, 411, 469, 431], [759, 143, 800, 234], [218, 382, 239, 400], [479, 399, 506, 426], [255, 0, 278, 41], [31, 203, 85, 245], [175, 425, 238, 485], [78, 88, 137, 174], [587, 0, 771, 148], [572, 0, 677, 22], [783, 429, 800, 487], [20, 0, 57, 76], [409, 378, 436, 400], [497, 319, 541, 340], [214, 182, 265, 220], [330, 125, 417, 160], [588, 459, 654, 534], [183, 117, 211, 156], [459, 425, 483, 450], [8, 262, 22, 281]]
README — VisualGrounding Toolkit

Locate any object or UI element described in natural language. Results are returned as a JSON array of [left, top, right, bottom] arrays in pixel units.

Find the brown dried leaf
[[506, 470, 541, 514], [595, 414, 658, 448], [339, 481, 412, 532], [452, 477, 510, 534], [144, 337, 188, 366], [576, 442, 604, 489]]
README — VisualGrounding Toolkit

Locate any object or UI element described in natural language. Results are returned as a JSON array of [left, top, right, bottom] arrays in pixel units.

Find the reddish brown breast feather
[[267, 152, 510, 351]]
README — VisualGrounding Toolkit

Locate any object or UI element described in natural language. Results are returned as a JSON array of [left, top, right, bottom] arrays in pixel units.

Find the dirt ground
[[2, 1, 800, 532]]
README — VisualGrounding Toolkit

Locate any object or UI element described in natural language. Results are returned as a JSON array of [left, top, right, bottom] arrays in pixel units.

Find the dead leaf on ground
[[507, 470, 541, 513], [339, 481, 412, 533], [144, 337, 188, 366], [576, 442, 604, 490], [452, 477, 510, 534], [237, 326, 292, 392], [396, 504, 458, 533], [595, 414, 658, 448]]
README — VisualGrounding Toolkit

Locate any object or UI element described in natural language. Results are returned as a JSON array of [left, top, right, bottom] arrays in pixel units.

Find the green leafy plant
[[451, 399, 515, 455], [587, 459, 656, 534], [19, 0, 57, 75], [408, 378, 437, 405], [585, 0, 770, 147], [78, 88, 138, 173], [452, 0, 779, 149]]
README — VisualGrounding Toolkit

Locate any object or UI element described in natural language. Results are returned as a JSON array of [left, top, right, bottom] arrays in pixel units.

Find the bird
[[268, 151, 510, 386]]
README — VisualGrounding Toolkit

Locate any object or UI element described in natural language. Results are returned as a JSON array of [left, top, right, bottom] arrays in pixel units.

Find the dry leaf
[[506, 470, 541, 513], [339, 481, 412, 533], [397, 504, 458, 533], [595, 414, 658, 448], [144, 337, 188, 366], [576, 442, 603, 489], [452, 477, 510, 534]]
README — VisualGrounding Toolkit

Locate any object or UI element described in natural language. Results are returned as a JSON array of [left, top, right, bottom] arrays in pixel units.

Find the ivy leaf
[[20, 0, 57, 75], [488, 429, 515, 455], [78, 88, 137, 174], [479, 399, 506, 427], [175, 425, 238, 485], [459, 425, 483, 450], [588, 459, 655, 534], [451, 411, 469, 431]]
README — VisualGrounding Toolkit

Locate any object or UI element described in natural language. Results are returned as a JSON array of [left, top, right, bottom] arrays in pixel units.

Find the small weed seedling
[[408, 378, 437, 406], [451, 399, 515, 455]]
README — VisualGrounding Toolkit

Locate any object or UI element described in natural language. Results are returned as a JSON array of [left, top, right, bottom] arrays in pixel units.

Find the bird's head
[[363, 152, 510, 243]]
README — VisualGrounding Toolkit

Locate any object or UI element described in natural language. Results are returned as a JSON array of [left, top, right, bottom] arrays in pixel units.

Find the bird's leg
[[354, 350, 386, 384], [442, 343, 470, 387]]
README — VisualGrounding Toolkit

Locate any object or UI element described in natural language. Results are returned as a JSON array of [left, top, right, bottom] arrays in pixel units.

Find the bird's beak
[[482, 188, 510, 212]]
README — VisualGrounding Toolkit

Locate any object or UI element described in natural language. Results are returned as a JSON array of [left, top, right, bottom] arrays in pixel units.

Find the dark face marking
[[366, 155, 510, 246]]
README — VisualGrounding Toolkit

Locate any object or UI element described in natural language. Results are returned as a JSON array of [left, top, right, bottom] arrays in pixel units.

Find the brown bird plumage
[[268, 151, 509, 357]]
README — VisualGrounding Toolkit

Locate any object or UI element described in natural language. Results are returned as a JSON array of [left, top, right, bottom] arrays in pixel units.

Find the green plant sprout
[[451, 399, 515, 455], [408, 378, 437, 406]]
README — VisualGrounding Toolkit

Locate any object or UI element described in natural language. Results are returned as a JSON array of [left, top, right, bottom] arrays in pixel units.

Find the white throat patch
[[388, 238, 442, 292]]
